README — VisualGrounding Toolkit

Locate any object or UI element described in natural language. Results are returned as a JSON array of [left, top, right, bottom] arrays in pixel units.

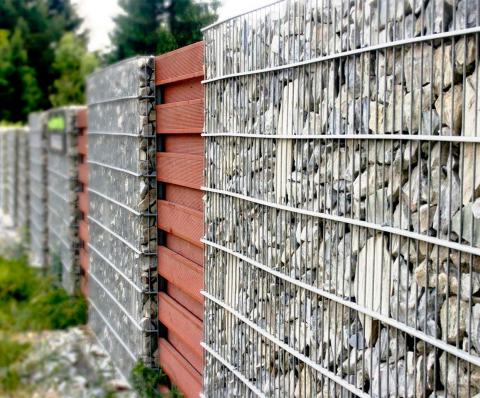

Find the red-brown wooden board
[[77, 108, 88, 296], [157, 338, 202, 398], [156, 42, 204, 395]]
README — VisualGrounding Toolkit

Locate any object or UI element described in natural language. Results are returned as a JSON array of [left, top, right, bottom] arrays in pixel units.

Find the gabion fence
[[46, 107, 82, 294], [28, 112, 48, 267], [86, 56, 157, 378], [17, 127, 30, 233], [1, 127, 20, 227], [0, 129, 7, 219], [203, 0, 480, 396]]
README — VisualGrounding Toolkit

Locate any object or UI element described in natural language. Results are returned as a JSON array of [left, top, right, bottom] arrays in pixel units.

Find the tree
[[49, 33, 98, 107], [0, 28, 41, 122], [0, 0, 82, 119], [109, 0, 219, 63]]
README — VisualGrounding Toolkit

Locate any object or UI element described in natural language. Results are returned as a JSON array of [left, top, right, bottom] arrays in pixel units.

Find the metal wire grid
[[4, 129, 19, 227], [28, 112, 48, 268], [0, 129, 7, 218], [86, 56, 158, 379], [17, 128, 30, 234], [203, 0, 480, 396], [46, 107, 82, 294]]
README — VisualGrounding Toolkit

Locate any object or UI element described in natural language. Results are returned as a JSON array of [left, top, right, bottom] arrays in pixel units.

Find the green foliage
[[0, 256, 87, 332], [50, 33, 99, 107], [0, 28, 41, 122], [0, 337, 29, 393], [109, 0, 219, 62], [0, 0, 84, 122], [130, 361, 183, 398]]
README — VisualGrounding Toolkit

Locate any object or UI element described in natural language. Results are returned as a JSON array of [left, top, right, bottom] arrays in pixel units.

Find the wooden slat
[[164, 134, 203, 155], [158, 338, 202, 398], [165, 184, 203, 212], [158, 201, 203, 248], [157, 152, 203, 189], [158, 292, 202, 360], [79, 192, 88, 215], [155, 42, 204, 85], [168, 329, 203, 374], [167, 284, 203, 321], [76, 109, 88, 129], [165, 233, 203, 265], [79, 163, 88, 184], [79, 220, 89, 243], [78, 134, 88, 156], [156, 99, 203, 134], [158, 246, 202, 303], [79, 247, 89, 272], [163, 77, 203, 104]]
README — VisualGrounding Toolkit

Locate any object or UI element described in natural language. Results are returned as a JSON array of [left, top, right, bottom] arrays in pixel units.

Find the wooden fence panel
[[156, 42, 204, 397], [77, 109, 88, 296]]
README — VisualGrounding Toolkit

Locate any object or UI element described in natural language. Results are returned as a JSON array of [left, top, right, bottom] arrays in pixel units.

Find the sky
[[72, 0, 274, 52]]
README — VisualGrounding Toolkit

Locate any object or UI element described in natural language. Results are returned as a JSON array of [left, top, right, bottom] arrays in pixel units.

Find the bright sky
[[71, 0, 274, 52]]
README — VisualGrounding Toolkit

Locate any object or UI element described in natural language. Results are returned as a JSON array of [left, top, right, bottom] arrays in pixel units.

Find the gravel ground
[[4, 326, 135, 398]]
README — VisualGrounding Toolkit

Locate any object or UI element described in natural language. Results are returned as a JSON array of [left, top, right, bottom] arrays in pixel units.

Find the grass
[[130, 361, 183, 398], [0, 255, 87, 394]]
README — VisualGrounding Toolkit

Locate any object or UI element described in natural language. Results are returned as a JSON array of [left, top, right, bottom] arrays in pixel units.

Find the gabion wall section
[[28, 112, 48, 267], [1, 128, 19, 226], [204, 1, 480, 397], [86, 56, 157, 379], [17, 127, 29, 233], [46, 106, 82, 294], [0, 129, 7, 217]]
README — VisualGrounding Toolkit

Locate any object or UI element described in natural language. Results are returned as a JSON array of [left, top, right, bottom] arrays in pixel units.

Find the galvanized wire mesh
[[46, 107, 82, 294], [28, 112, 48, 267], [17, 127, 29, 234], [203, 0, 480, 396], [0, 129, 8, 221], [86, 56, 158, 379]]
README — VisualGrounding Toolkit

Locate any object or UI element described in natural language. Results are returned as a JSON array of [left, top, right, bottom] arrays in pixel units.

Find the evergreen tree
[[50, 33, 99, 107], [0, 0, 82, 119], [0, 28, 41, 122], [109, 0, 219, 63]]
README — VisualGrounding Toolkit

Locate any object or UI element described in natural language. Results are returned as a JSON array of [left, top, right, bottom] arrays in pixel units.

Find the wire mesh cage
[[86, 56, 158, 379], [203, 0, 480, 396], [17, 127, 30, 234], [46, 106, 83, 294], [28, 112, 48, 268], [1, 128, 19, 227]]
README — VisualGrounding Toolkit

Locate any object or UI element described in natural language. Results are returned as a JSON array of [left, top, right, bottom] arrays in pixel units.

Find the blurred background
[[0, 1, 265, 397]]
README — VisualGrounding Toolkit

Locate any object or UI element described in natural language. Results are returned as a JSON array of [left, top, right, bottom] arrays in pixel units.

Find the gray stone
[[440, 296, 469, 342], [354, 235, 392, 345]]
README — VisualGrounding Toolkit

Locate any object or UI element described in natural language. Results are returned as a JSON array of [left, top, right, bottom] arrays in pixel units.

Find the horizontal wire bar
[[201, 342, 267, 397], [47, 186, 72, 203], [88, 243, 143, 293], [201, 0, 283, 31], [88, 298, 138, 362], [203, 132, 480, 143], [202, 186, 480, 257], [87, 215, 143, 255], [87, 160, 143, 177], [48, 225, 72, 252], [89, 188, 142, 216], [87, 95, 155, 106], [87, 324, 132, 385], [203, 238, 480, 368], [47, 204, 76, 230], [88, 272, 144, 332], [202, 26, 480, 84], [47, 167, 72, 180], [202, 290, 371, 398], [88, 131, 156, 138]]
